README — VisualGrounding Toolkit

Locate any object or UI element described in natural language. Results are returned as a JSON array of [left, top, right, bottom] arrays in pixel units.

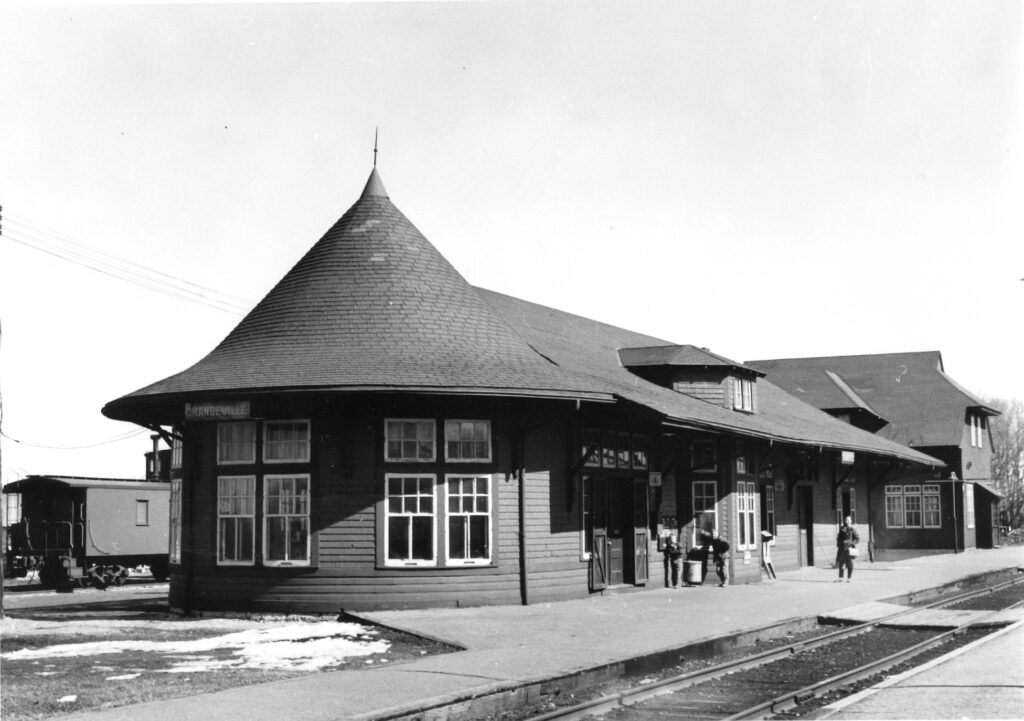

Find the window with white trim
[[385, 474, 436, 565], [169, 479, 182, 565], [217, 422, 256, 465], [885, 486, 904, 528], [737, 481, 757, 550], [734, 377, 754, 411], [444, 420, 491, 462], [136, 500, 150, 526], [171, 432, 183, 469], [965, 483, 976, 528], [692, 480, 718, 544], [581, 428, 648, 470], [264, 421, 310, 463], [761, 485, 776, 541], [217, 476, 255, 565], [386, 419, 436, 462], [903, 485, 923, 527], [263, 474, 310, 566], [445, 475, 491, 564], [969, 414, 986, 448], [922, 484, 941, 528]]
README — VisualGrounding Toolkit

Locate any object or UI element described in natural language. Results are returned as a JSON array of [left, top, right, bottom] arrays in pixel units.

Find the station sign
[[648, 472, 662, 487], [185, 400, 251, 420]]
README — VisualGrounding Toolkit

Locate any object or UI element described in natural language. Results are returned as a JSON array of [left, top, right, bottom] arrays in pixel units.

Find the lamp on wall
[[949, 472, 959, 481]]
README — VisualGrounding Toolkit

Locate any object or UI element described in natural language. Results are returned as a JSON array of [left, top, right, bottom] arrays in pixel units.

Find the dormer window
[[733, 377, 754, 412], [969, 414, 985, 448]]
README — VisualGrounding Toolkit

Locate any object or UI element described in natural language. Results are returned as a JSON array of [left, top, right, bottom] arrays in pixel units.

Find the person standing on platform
[[702, 529, 730, 587], [663, 534, 683, 588], [836, 516, 860, 582]]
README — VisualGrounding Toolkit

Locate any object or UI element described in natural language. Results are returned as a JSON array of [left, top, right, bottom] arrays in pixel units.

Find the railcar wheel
[[111, 565, 129, 586]]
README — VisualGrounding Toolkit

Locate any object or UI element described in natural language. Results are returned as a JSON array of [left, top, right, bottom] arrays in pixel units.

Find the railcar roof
[[3, 475, 170, 492]]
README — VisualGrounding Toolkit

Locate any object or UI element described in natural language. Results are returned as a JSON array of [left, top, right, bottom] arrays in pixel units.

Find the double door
[[587, 476, 649, 590]]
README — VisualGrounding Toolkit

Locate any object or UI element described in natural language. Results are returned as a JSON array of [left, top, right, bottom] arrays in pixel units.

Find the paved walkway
[[51, 546, 1024, 721]]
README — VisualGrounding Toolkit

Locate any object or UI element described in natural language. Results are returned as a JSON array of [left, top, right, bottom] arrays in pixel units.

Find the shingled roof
[[477, 290, 941, 466], [618, 345, 765, 376], [746, 352, 999, 448], [104, 169, 611, 421], [102, 168, 941, 468]]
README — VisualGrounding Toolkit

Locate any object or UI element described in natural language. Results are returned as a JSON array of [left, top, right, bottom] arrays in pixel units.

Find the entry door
[[607, 482, 630, 585], [797, 486, 814, 566], [588, 477, 609, 591], [633, 479, 649, 585]]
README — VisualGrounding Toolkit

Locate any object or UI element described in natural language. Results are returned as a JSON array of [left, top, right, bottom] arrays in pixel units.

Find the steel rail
[[528, 575, 1024, 721]]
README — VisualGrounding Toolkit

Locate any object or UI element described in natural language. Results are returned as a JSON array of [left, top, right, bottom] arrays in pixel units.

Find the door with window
[[797, 486, 814, 566]]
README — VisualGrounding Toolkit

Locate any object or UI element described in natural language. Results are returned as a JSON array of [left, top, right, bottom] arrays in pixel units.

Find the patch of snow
[[106, 673, 142, 681], [58, 695, 77, 703], [3, 622, 391, 673]]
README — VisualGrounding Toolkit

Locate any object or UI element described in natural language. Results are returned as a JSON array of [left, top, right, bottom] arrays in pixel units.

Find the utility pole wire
[[4, 213, 254, 315]]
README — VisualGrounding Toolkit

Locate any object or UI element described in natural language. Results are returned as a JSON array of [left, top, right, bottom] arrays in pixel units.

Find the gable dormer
[[618, 345, 765, 413]]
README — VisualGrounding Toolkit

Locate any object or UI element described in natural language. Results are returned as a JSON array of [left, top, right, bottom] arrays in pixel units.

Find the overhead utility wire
[[4, 214, 253, 316], [0, 427, 150, 450], [8, 212, 255, 306]]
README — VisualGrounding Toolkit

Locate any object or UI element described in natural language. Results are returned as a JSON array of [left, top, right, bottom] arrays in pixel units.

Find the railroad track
[[528, 576, 1024, 721]]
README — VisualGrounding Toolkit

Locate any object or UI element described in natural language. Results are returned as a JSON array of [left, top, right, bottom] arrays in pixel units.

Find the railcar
[[3, 475, 170, 588]]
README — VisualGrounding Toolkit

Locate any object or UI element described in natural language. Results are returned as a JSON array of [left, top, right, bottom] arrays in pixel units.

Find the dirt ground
[[0, 592, 457, 721]]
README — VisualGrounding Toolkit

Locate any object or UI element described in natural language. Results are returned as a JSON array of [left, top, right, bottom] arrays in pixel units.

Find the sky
[[1, 1, 1022, 485]]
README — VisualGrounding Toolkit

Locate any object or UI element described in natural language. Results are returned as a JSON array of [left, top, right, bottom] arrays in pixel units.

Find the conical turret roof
[[104, 169, 606, 421]]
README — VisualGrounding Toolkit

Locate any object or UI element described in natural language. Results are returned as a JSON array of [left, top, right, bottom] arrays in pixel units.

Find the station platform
[[814, 618, 1024, 719], [53, 546, 1024, 721], [820, 600, 1024, 628]]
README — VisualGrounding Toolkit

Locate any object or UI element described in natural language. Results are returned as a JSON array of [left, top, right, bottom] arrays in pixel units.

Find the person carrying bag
[[836, 516, 860, 582]]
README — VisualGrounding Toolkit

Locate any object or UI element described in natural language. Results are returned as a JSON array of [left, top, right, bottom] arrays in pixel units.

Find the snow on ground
[[2, 620, 391, 673]]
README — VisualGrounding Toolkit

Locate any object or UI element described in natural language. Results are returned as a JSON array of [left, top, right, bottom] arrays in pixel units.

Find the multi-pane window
[[446, 475, 491, 564], [136, 500, 150, 526], [582, 428, 601, 467], [886, 485, 943, 529], [218, 476, 255, 564], [386, 419, 436, 462], [762, 485, 776, 541], [171, 432, 183, 469], [737, 481, 757, 549], [580, 428, 649, 470], [903, 485, 923, 527], [965, 484, 976, 529], [264, 421, 310, 463], [969, 414, 986, 448], [263, 475, 310, 565], [385, 474, 436, 565], [923, 484, 941, 528], [692, 440, 717, 473], [885, 486, 904, 528], [217, 422, 256, 465], [736, 453, 749, 475], [169, 479, 182, 565], [734, 377, 754, 411], [445, 420, 491, 462], [692, 480, 718, 544]]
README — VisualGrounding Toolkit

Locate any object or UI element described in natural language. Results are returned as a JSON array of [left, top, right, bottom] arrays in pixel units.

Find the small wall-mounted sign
[[185, 401, 251, 420], [841, 451, 855, 465], [649, 472, 663, 487], [774, 480, 786, 492]]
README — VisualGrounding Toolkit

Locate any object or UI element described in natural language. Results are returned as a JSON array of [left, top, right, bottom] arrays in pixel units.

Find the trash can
[[683, 559, 702, 586]]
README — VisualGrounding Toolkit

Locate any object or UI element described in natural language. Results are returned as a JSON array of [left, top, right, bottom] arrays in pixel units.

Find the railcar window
[[136, 500, 150, 526]]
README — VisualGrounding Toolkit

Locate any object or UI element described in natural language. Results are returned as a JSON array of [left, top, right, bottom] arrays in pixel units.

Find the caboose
[[3, 475, 170, 587]]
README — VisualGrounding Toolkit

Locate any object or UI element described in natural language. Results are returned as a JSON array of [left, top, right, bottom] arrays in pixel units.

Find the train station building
[[102, 167, 944, 613]]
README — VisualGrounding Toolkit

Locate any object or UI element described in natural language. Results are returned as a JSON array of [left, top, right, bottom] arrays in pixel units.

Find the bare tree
[[987, 397, 1024, 530]]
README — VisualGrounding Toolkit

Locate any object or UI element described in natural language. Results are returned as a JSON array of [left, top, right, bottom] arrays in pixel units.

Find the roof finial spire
[[373, 127, 378, 168]]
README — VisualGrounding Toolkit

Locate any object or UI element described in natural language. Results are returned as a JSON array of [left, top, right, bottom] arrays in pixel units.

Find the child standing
[[663, 534, 683, 588]]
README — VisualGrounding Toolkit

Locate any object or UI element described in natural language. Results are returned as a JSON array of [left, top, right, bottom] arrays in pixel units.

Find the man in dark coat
[[663, 533, 683, 588], [836, 516, 860, 582], [701, 528, 730, 587]]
